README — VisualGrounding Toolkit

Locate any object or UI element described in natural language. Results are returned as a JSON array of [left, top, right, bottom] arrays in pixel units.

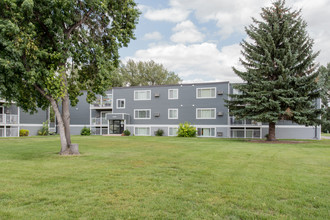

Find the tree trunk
[[62, 94, 71, 146], [267, 122, 276, 141], [49, 99, 68, 152]]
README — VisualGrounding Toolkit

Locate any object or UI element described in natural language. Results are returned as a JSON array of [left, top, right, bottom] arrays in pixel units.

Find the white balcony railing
[[0, 114, 18, 124], [91, 94, 112, 108], [91, 117, 107, 126], [0, 127, 19, 137], [230, 117, 261, 126]]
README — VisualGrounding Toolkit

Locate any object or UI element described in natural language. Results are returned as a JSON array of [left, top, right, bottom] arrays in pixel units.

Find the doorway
[[109, 120, 124, 134]]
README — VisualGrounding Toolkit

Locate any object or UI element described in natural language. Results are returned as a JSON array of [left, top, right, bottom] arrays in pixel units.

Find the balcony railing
[[0, 127, 19, 137], [91, 94, 112, 108], [230, 117, 261, 126], [91, 117, 108, 126], [0, 114, 18, 124]]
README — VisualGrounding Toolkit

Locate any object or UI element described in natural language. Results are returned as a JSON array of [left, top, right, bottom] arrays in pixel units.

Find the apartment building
[[0, 81, 321, 139]]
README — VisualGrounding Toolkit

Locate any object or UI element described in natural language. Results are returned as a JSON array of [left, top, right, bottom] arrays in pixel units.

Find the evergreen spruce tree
[[225, 0, 323, 141]]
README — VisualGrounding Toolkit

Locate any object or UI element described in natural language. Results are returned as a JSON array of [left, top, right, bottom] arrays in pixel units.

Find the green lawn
[[0, 136, 329, 219], [322, 133, 330, 137]]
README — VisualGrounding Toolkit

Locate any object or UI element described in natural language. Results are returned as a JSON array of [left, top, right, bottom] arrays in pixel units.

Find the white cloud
[[144, 7, 190, 23], [170, 20, 204, 43], [143, 31, 163, 41], [124, 42, 243, 83]]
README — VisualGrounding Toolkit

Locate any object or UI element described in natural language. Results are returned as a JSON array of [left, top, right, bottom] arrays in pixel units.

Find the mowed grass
[[0, 136, 329, 219]]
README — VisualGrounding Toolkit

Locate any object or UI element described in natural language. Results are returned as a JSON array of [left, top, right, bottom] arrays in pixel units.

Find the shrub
[[155, 129, 164, 136], [81, 126, 91, 136], [38, 120, 49, 136], [177, 122, 197, 137], [19, 129, 29, 137], [123, 129, 131, 136]]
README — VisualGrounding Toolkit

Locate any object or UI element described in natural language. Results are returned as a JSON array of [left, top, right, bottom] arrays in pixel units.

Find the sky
[[119, 0, 330, 83]]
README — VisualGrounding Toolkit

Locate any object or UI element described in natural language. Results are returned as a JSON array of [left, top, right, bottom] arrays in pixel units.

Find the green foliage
[[80, 127, 91, 136], [38, 120, 49, 136], [19, 129, 29, 137], [0, 0, 140, 111], [177, 122, 197, 137], [123, 129, 131, 136], [318, 63, 330, 133], [225, 0, 323, 128], [49, 108, 55, 123], [118, 59, 181, 86], [155, 129, 164, 136]]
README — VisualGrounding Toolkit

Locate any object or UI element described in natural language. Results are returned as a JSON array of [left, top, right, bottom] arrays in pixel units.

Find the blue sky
[[119, 0, 330, 83]]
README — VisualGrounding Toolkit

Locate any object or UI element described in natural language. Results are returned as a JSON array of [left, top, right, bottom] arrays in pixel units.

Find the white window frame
[[134, 127, 151, 136], [197, 127, 216, 137], [196, 108, 216, 119], [168, 127, 179, 136], [196, 87, 216, 99], [134, 90, 151, 101], [168, 89, 178, 100], [168, 108, 178, 119], [116, 99, 125, 109], [134, 109, 151, 119]]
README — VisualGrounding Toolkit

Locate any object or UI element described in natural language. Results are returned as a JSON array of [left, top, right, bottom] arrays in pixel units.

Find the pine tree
[[225, 0, 323, 141]]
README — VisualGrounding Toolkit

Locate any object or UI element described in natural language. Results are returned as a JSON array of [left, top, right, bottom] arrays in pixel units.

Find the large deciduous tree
[[225, 0, 323, 141], [0, 0, 140, 154], [118, 59, 181, 86]]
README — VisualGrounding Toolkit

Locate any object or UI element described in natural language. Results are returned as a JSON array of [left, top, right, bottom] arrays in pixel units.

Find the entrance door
[[109, 120, 124, 134], [0, 106, 3, 124]]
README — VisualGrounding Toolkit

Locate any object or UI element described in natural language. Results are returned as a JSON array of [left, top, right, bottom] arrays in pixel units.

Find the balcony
[[0, 114, 18, 124], [91, 94, 112, 109], [230, 117, 261, 126], [0, 127, 19, 137], [91, 117, 108, 126]]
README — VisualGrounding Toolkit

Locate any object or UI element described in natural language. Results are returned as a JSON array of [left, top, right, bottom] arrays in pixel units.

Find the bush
[[81, 126, 91, 136], [155, 129, 164, 136], [177, 122, 197, 137], [123, 129, 131, 136], [38, 120, 49, 136], [19, 129, 29, 137]]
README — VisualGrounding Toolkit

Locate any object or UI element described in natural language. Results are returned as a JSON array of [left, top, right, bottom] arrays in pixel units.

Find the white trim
[[168, 89, 179, 100], [168, 126, 179, 136], [134, 90, 151, 101], [134, 109, 151, 119], [196, 108, 216, 119], [168, 108, 178, 119], [134, 126, 151, 136], [116, 99, 125, 109], [196, 87, 216, 99]]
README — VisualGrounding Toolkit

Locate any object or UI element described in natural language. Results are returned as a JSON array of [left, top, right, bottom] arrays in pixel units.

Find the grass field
[[322, 133, 330, 137], [0, 136, 329, 219]]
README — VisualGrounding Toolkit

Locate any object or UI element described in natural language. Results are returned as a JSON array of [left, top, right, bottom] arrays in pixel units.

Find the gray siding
[[113, 82, 229, 126], [69, 92, 91, 125], [20, 108, 47, 124]]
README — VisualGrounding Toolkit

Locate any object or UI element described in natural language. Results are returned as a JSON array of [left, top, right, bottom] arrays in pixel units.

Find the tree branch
[[65, 9, 93, 37]]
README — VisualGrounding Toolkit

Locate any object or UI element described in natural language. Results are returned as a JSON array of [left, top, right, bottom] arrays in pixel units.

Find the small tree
[[226, 0, 323, 141], [319, 63, 330, 133]]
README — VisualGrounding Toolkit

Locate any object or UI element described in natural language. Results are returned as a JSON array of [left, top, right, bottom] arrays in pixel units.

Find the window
[[197, 128, 215, 137], [196, 87, 216, 98], [168, 127, 178, 136], [134, 90, 151, 100], [196, 108, 216, 119], [134, 109, 151, 119], [135, 127, 150, 136], [168, 109, 178, 119], [117, 99, 125, 109], [168, 89, 178, 99]]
